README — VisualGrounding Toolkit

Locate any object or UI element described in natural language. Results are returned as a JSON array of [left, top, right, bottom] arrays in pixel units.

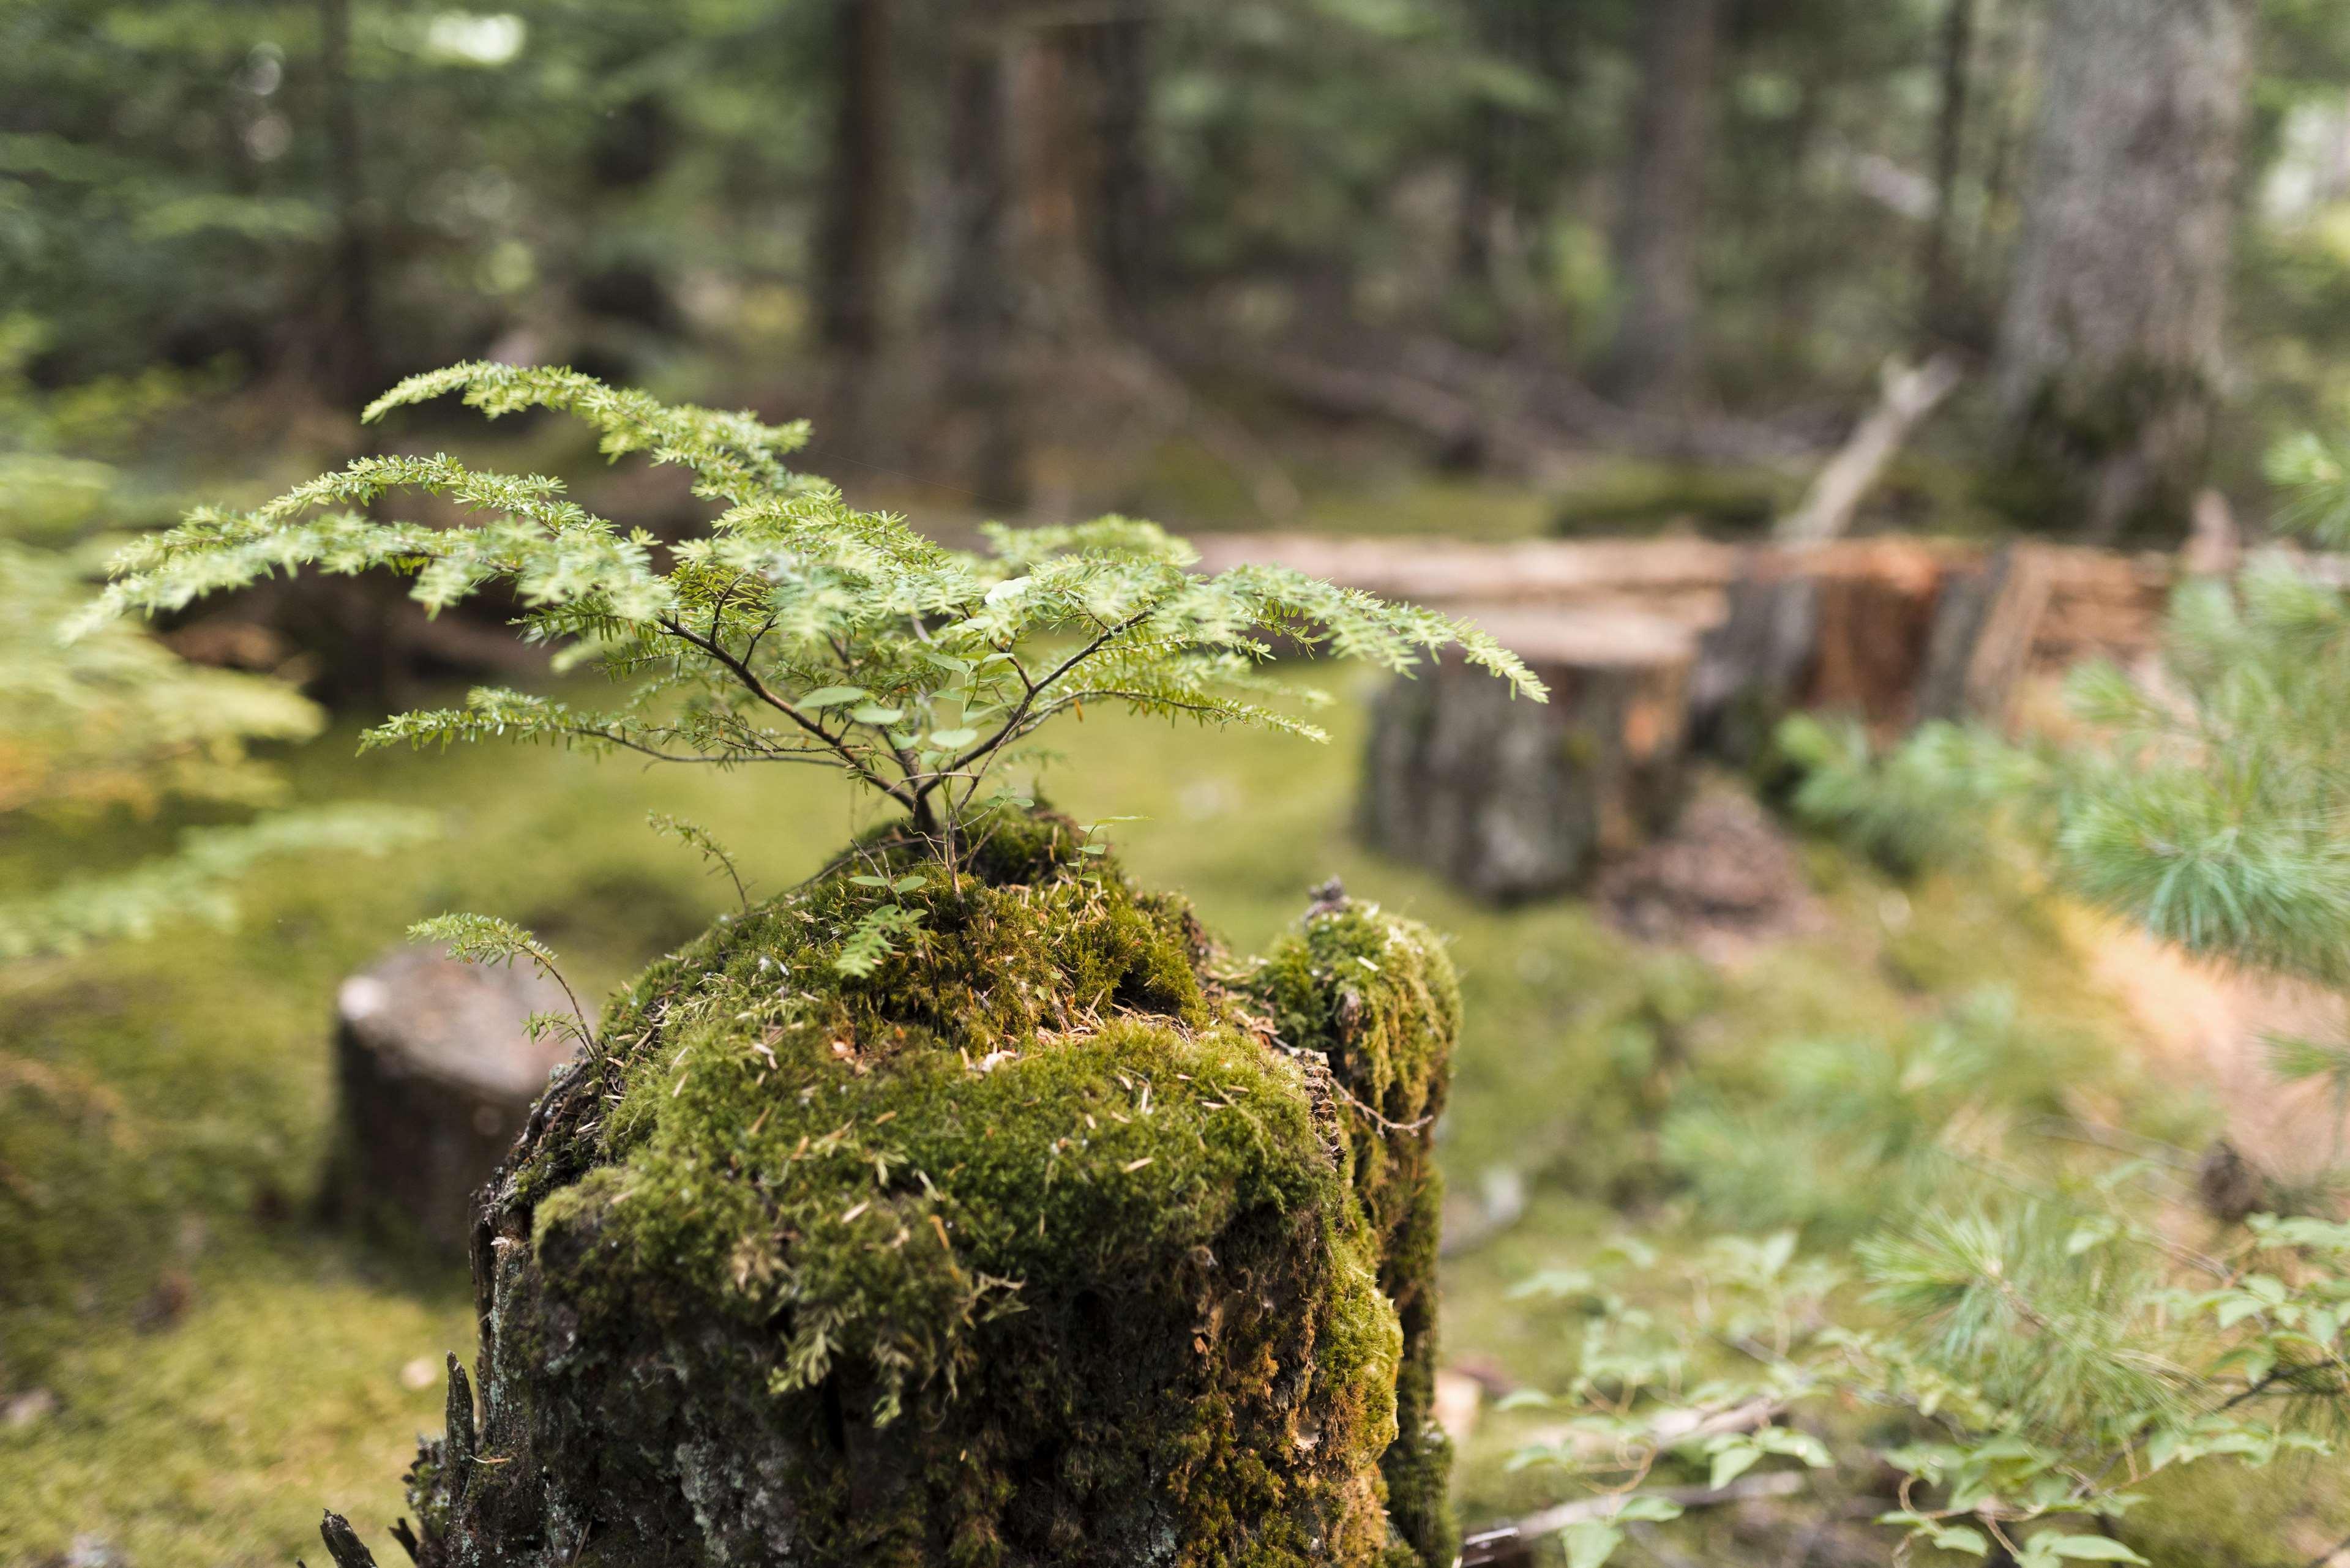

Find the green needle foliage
[[1505, 1212, 2349, 1568], [86, 362, 1544, 878], [1, 536, 428, 963], [1510, 437, 2350, 1566]]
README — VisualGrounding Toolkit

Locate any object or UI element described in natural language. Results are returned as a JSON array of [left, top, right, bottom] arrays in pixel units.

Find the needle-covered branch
[[81, 363, 1544, 856]]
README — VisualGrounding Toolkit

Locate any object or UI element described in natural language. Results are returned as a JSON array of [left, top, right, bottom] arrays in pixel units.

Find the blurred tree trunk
[[819, 0, 897, 357], [1011, 19, 1109, 332], [316, 0, 378, 406], [938, 5, 1159, 512], [1993, 0, 2253, 541], [941, 6, 1025, 506], [1604, 0, 1718, 413], [1088, 12, 1153, 310], [1918, 0, 1977, 345]]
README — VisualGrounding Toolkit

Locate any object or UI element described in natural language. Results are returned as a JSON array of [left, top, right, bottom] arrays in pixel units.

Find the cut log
[[1917, 542, 2057, 726], [1361, 608, 1696, 902], [1802, 539, 1954, 730], [320, 944, 577, 1253], [1688, 562, 1819, 763]]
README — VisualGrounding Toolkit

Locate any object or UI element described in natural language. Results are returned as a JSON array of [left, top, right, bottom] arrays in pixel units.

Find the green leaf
[[799, 686, 869, 709], [1927, 1525, 1992, 1557], [890, 874, 927, 894], [1708, 1443, 1762, 1490], [850, 704, 904, 725], [1612, 1495, 1683, 1524], [1506, 1268, 1594, 1300], [2215, 1294, 2267, 1329], [1756, 1427, 1832, 1468], [2036, 1536, 2147, 1563], [1562, 1521, 1623, 1568], [848, 875, 890, 887], [929, 727, 980, 749]]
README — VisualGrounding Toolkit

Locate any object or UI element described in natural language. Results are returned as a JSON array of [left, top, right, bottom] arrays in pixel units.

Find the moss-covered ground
[[0, 669, 2329, 1564]]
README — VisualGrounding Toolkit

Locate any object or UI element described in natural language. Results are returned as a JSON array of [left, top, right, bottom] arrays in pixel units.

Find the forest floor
[[0, 672, 2337, 1566]]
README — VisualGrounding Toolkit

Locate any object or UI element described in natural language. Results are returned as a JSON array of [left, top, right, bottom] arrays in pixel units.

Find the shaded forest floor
[[0, 674, 2335, 1565]]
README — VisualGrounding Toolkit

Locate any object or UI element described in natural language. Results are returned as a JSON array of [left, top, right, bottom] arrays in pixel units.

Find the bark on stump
[[350, 816, 1458, 1568], [321, 945, 575, 1255], [1917, 542, 2056, 728], [1688, 570, 1818, 764], [1360, 608, 1694, 902]]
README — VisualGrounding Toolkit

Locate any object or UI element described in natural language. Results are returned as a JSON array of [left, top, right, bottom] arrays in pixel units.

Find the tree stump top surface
[[1450, 603, 1699, 669], [336, 946, 575, 1099]]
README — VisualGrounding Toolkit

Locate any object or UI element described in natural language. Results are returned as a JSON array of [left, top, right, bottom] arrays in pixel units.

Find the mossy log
[[1359, 609, 1694, 902], [343, 814, 1457, 1568], [321, 944, 575, 1254]]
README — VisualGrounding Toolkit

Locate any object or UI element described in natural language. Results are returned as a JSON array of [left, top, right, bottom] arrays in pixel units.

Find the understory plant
[[1499, 434, 2350, 1566], [1, 324, 428, 963], [83, 362, 1541, 1568], [87, 360, 1535, 969]]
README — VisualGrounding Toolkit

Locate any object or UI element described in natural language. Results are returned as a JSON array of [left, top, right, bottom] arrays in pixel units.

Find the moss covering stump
[[396, 814, 1459, 1567]]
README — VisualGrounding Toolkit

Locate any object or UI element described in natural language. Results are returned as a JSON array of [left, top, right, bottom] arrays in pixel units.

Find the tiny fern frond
[[410, 913, 591, 1042], [648, 812, 752, 911]]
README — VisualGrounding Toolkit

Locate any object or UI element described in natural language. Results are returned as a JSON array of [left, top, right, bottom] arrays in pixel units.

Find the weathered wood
[[320, 945, 576, 1253], [1360, 610, 1694, 902], [1194, 531, 2180, 752], [1802, 540, 1952, 730], [1918, 542, 2056, 726], [1776, 354, 1961, 543], [1689, 566, 1818, 762]]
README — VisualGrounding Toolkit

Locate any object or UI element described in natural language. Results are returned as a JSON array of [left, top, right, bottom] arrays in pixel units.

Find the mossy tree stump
[[359, 814, 1456, 1568]]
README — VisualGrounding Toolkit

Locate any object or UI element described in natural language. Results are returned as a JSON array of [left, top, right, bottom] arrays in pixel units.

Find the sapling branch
[[86, 362, 1543, 889]]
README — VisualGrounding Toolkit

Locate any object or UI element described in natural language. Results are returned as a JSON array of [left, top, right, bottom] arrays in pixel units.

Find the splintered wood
[[1196, 531, 2173, 733], [1189, 531, 2182, 902]]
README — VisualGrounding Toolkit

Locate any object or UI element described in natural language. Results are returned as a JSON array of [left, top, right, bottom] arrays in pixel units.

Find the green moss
[[409, 813, 1453, 1566], [1246, 901, 1462, 1568], [1546, 459, 1797, 537]]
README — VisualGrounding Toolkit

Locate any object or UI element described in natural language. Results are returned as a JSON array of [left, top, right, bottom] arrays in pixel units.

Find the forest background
[[15, 1, 2350, 1564]]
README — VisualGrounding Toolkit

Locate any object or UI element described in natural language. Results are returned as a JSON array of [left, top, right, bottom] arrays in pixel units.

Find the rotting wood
[[1918, 541, 2057, 727], [1360, 608, 1695, 902]]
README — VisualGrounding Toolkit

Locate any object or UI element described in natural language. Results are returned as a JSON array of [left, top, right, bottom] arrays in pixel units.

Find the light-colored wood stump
[[1361, 607, 1696, 902], [321, 944, 575, 1253]]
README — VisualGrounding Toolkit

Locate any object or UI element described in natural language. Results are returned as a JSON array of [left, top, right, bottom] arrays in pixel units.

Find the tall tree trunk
[[941, 7, 1025, 506], [1087, 12, 1152, 311], [1919, 0, 1977, 343], [1993, 0, 2252, 542], [1604, 0, 1718, 413], [1010, 21, 1108, 332], [317, 0, 377, 405], [819, 0, 897, 357]]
